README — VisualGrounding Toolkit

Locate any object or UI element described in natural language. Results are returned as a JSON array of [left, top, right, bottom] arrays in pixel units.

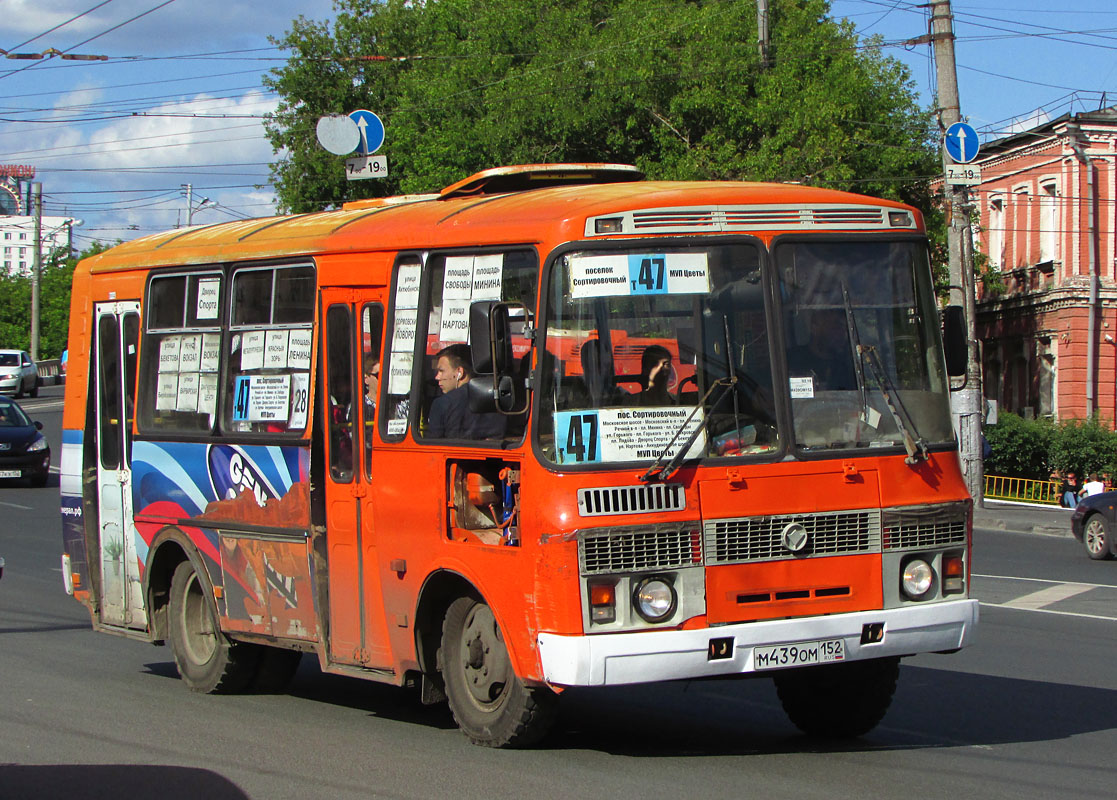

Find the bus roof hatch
[[439, 163, 645, 199]]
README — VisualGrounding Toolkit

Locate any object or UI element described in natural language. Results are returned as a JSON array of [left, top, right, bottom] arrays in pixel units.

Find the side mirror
[[469, 301, 529, 415], [942, 305, 968, 377], [35, 421, 43, 431]]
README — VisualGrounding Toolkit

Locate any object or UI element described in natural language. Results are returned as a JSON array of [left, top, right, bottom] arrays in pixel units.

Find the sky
[[1, 0, 1116, 249]]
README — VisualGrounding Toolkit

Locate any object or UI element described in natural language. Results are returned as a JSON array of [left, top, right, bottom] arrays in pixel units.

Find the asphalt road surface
[[2, 387, 1114, 799]]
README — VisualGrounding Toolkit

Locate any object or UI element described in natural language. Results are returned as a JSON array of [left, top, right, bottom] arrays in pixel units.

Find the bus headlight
[[633, 576, 677, 623], [901, 558, 934, 599]]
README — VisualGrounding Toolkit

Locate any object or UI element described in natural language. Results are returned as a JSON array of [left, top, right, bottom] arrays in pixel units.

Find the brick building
[[971, 107, 1117, 424]]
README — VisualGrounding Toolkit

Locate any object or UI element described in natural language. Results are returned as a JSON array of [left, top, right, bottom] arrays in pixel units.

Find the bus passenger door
[[93, 302, 145, 629], [322, 292, 390, 668]]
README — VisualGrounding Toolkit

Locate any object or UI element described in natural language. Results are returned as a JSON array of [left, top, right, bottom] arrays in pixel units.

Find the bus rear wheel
[[168, 560, 259, 693], [774, 656, 900, 738], [441, 596, 557, 748]]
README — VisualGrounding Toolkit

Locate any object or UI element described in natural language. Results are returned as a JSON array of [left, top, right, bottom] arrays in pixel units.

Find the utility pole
[[757, 0, 770, 69], [30, 182, 42, 361], [183, 183, 193, 226], [928, 0, 984, 504]]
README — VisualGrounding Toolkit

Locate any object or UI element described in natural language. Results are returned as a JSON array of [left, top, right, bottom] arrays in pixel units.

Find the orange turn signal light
[[942, 554, 965, 594], [589, 582, 617, 624]]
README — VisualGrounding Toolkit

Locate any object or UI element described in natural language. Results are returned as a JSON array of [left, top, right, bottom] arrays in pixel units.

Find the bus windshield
[[776, 239, 953, 454], [538, 242, 781, 467], [537, 238, 953, 468]]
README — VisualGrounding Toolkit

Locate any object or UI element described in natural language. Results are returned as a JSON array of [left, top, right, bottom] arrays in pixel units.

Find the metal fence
[[984, 474, 1060, 506]]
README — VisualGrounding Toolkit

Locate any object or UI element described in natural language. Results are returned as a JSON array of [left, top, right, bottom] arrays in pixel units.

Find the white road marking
[[0, 501, 32, 509], [974, 573, 1117, 621], [999, 583, 1093, 610], [979, 604, 1117, 623]]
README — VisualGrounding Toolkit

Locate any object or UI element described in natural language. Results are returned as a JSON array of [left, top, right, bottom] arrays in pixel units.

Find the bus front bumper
[[537, 599, 978, 687]]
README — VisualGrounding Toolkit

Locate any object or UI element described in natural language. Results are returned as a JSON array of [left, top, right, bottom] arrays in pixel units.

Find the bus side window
[[361, 304, 384, 478], [326, 304, 354, 482]]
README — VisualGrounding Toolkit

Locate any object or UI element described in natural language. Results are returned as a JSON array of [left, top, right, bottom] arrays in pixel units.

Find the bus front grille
[[579, 524, 701, 575], [704, 509, 881, 564], [881, 503, 969, 550]]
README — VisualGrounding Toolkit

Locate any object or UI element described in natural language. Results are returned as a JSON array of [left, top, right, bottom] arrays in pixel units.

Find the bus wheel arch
[[413, 570, 477, 690], [145, 532, 192, 644], [145, 528, 260, 694]]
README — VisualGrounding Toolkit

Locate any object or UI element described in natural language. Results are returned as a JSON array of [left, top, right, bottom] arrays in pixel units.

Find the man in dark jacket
[[427, 344, 506, 440]]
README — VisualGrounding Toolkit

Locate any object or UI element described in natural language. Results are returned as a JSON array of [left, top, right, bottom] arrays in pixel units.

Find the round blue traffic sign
[[348, 109, 385, 155], [944, 122, 980, 164]]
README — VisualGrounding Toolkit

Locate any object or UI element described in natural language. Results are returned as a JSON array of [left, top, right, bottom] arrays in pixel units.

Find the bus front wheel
[[441, 596, 557, 748], [774, 656, 900, 738], [168, 560, 258, 693]]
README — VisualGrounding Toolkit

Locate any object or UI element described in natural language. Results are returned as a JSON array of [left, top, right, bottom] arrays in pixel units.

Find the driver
[[636, 345, 675, 406]]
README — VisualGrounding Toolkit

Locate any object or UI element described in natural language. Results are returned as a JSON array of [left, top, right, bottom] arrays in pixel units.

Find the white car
[[0, 350, 39, 398]]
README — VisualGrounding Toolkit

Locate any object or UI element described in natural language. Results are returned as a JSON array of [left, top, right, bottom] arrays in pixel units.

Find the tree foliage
[[0, 241, 115, 360], [264, 0, 938, 213]]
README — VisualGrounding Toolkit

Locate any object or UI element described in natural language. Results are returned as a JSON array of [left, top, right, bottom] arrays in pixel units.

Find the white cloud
[[1, 1, 336, 242]]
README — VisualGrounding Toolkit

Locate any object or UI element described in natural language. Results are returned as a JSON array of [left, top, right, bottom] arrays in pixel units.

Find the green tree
[[0, 242, 115, 359], [264, 0, 938, 213]]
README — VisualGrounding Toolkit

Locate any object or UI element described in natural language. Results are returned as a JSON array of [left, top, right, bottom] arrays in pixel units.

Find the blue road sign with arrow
[[944, 122, 980, 164], [348, 109, 385, 155]]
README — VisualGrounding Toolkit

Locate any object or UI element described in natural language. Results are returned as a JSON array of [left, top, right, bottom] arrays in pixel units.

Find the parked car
[[0, 350, 39, 398], [1070, 491, 1117, 560], [0, 395, 50, 486]]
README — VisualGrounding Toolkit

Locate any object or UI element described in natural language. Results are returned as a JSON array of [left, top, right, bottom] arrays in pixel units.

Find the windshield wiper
[[639, 376, 736, 483], [840, 285, 870, 430], [860, 344, 929, 464], [839, 284, 928, 463]]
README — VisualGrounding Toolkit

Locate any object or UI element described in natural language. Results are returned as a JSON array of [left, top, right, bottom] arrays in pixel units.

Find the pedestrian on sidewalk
[[1080, 473, 1105, 499], [1060, 471, 1081, 508]]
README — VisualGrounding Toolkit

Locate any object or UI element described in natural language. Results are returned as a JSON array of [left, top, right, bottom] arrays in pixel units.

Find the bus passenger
[[637, 344, 675, 406], [428, 344, 507, 440]]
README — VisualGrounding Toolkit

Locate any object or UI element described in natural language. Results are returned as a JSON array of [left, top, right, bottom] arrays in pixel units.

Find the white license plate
[[753, 638, 845, 670], [0, 469, 21, 478]]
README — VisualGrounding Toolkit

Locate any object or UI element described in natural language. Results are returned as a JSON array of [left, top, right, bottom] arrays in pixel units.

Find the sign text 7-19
[[345, 155, 389, 181]]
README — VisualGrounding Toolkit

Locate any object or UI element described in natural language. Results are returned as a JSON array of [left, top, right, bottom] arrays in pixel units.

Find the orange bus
[[60, 164, 977, 747]]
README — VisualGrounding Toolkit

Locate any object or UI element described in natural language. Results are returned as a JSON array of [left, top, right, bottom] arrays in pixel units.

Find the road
[[1, 387, 1115, 799]]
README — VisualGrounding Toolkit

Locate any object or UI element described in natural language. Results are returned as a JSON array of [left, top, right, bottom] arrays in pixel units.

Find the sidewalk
[[973, 499, 1073, 537]]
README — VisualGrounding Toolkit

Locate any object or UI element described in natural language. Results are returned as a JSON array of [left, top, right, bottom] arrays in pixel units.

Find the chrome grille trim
[[882, 502, 969, 551], [578, 483, 686, 516], [586, 204, 897, 236], [578, 523, 700, 575], [704, 509, 882, 564]]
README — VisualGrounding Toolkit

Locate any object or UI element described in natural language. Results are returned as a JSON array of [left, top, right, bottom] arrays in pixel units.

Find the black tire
[[441, 596, 557, 748], [774, 656, 900, 738], [29, 377, 38, 398], [1083, 514, 1113, 560], [168, 560, 259, 693], [249, 647, 302, 693]]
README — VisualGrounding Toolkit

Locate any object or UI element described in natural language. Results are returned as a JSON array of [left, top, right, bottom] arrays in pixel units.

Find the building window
[[988, 196, 1005, 269], [1039, 181, 1057, 264], [18, 233, 26, 240], [1012, 188, 1030, 267]]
